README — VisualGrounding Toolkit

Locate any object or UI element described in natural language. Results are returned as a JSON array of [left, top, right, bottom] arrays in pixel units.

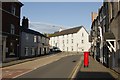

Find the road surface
[[17, 55, 81, 78], [2, 52, 83, 80]]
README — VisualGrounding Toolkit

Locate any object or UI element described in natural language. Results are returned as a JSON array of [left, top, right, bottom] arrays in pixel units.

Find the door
[[2, 36, 6, 62]]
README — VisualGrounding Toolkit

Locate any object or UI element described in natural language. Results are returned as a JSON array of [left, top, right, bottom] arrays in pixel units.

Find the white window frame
[[34, 36, 37, 42]]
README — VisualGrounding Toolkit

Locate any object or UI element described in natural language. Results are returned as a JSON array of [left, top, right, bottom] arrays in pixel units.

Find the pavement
[[1, 53, 57, 68], [75, 56, 120, 80]]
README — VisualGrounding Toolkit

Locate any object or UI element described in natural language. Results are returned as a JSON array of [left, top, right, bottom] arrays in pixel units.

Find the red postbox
[[84, 52, 89, 67]]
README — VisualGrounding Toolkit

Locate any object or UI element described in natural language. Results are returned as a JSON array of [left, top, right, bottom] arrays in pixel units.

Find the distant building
[[49, 26, 91, 52], [91, 12, 98, 22], [20, 17, 49, 58], [1, 1, 23, 62]]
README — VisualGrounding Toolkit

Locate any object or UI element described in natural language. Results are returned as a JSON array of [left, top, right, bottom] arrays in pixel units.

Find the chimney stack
[[22, 16, 29, 29], [91, 12, 98, 22]]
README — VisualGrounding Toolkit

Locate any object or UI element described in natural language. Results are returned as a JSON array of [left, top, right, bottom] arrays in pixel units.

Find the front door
[[2, 36, 6, 62]]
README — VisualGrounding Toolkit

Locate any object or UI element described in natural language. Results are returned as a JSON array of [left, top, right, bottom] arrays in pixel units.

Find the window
[[63, 40, 64, 44], [118, 41, 120, 49], [82, 40, 84, 43], [71, 39, 73, 43], [38, 36, 41, 43], [110, 2, 114, 19], [25, 47, 28, 56], [10, 24, 15, 34], [82, 33, 84, 37], [67, 39, 68, 44], [11, 5, 16, 15], [82, 49, 84, 51], [118, 0, 120, 11], [34, 36, 37, 42], [31, 48, 35, 55], [10, 42, 13, 46], [26, 33, 29, 40], [71, 46, 73, 51], [111, 3, 114, 18], [67, 47, 68, 51], [77, 44, 78, 47]]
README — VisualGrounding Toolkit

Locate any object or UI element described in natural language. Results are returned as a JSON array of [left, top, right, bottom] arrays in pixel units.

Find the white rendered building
[[49, 26, 91, 52]]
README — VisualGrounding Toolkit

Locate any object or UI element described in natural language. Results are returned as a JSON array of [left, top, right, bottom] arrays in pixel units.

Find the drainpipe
[[98, 26, 103, 64]]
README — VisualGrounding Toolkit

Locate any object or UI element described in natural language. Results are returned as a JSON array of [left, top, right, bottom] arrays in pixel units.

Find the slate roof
[[49, 26, 83, 37], [20, 27, 49, 38]]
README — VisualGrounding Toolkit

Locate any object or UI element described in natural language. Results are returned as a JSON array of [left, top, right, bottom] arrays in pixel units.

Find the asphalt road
[[15, 55, 82, 79]]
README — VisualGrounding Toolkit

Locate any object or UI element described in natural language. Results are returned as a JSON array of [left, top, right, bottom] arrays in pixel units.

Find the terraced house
[[1, 1, 23, 62], [89, 1, 120, 73], [49, 26, 91, 52], [20, 17, 50, 59]]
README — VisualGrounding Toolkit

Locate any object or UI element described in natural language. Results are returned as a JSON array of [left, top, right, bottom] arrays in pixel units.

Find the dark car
[[52, 47, 62, 52]]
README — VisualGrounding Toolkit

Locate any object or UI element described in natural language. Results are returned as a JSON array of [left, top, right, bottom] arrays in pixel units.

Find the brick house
[[1, 1, 23, 62]]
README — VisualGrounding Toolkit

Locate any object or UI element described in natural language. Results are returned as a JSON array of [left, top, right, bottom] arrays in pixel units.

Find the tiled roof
[[49, 26, 83, 37]]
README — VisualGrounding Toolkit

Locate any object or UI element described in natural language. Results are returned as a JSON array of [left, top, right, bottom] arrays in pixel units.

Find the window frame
[[10, 24, 15, 34], [81, 40, 84, 44], [11, 4, 16, 15], [25, 47, 28, 56], [34, 36, 37, 42]]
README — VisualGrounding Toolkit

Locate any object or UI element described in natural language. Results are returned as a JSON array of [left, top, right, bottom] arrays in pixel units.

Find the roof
[[49, 26, 83, 37], [19, 27, 49, 38], [103, 32, 115, 39]]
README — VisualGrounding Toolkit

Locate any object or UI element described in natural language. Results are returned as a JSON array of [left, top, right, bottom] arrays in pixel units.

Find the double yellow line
[[68, 56, 84, 80]]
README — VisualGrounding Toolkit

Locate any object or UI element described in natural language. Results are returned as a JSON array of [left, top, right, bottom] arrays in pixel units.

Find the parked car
[[51, 47, 62, 52]]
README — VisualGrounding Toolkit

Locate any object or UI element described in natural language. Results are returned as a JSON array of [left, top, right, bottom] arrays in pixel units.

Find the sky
[[21, 2, 102, 33]]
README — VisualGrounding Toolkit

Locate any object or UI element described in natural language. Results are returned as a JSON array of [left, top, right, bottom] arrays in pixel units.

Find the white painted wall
[[49, 27, 91, 52]]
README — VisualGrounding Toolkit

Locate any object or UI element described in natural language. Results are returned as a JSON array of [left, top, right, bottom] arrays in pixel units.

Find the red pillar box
[[84, 52, 89, 67]]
